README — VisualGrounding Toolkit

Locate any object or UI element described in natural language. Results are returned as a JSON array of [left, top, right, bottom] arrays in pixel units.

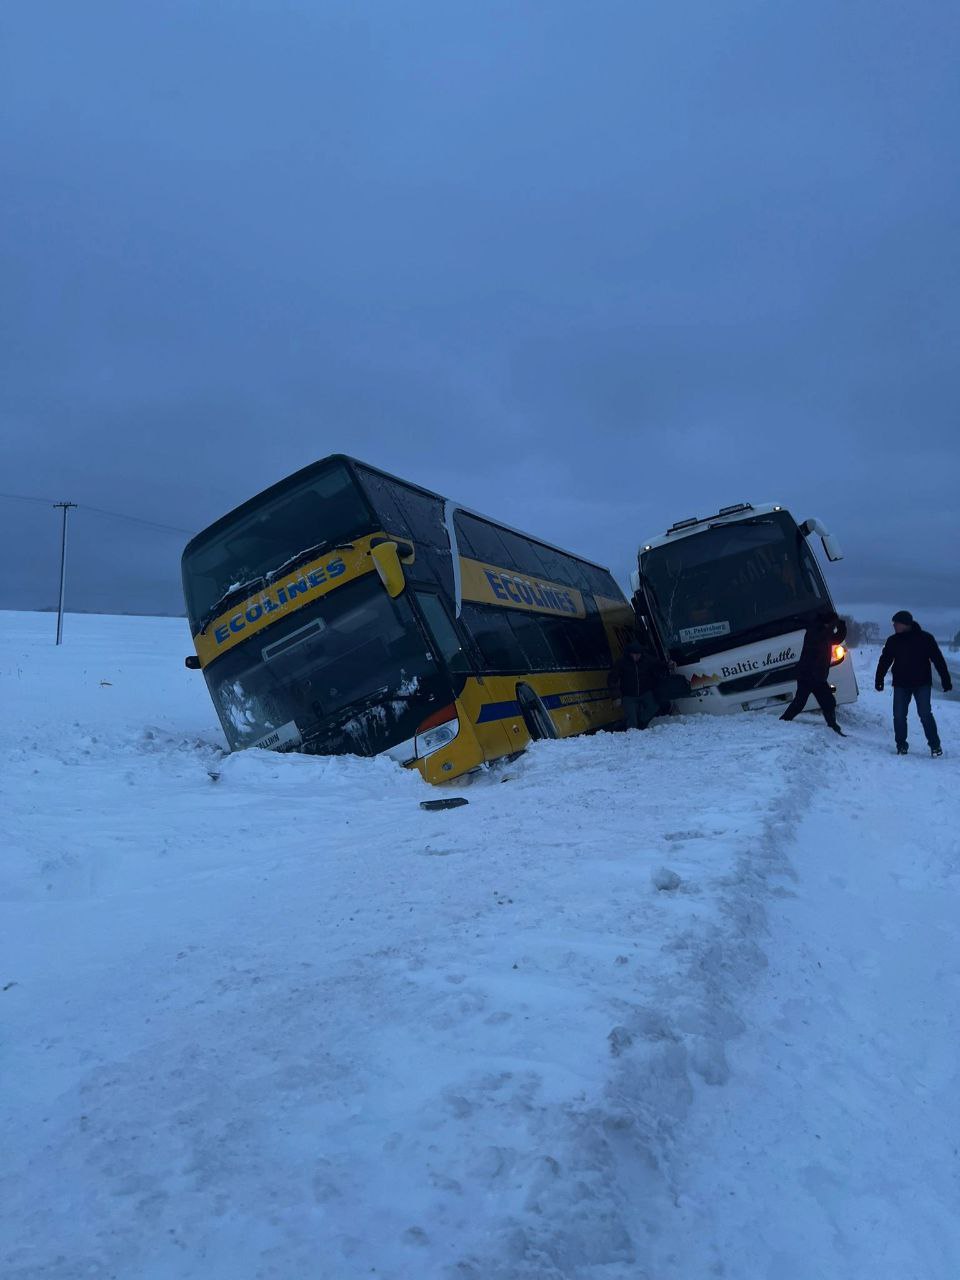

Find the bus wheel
[[516, 684, 557, 741]]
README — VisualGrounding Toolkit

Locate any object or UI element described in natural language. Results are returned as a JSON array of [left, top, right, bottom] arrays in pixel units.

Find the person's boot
[[828, 721, 845, 737], [897, 745, 909, 755], [931, 746, 943, 757]]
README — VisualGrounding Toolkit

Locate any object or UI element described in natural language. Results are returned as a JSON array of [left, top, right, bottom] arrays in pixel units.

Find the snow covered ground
[[2, 612, 958, 1280]]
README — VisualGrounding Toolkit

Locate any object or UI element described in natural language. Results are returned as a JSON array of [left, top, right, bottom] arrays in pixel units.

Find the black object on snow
[[420, 797, 469, 811]]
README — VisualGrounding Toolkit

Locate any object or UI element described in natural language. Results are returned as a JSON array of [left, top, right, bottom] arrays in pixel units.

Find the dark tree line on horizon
[[841, 616, 960, 649]]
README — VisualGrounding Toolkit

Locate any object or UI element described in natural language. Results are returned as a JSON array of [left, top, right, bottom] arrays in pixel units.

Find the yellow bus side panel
[[415, 669, 625, 783], [595, 594, 637, 663], [459, 557, 587, 619]]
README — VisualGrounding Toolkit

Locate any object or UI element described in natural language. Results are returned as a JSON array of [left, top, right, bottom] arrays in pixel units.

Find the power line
[[0, 490, 195, 645], [0, 491, 51, 507], [0, 491, 196, 536], [83, 504, 196, 537]]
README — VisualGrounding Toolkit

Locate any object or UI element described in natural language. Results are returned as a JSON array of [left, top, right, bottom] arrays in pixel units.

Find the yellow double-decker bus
[[181, 456, 636, 783]]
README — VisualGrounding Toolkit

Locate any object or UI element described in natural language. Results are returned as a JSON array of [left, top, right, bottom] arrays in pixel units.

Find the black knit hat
[[892, 610, 914, 625]]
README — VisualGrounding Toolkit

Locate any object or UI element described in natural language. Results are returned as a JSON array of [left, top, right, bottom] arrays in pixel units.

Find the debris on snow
[[652, 866, 683, 891]]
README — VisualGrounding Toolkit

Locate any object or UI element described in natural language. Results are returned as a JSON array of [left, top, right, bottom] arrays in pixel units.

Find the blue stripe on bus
[[475, 687, 612, 724], [476, 699, 521, 723]]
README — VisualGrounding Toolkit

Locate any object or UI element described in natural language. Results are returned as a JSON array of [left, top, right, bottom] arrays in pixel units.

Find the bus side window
[[452, 513, 479, 558], [541, 616, 580, 668], [499, 529, 545, 577], [594, 567, 622, 599], [506, 611, 555, 670], [415, 593, 472, 673], [458, 515, 514, 568], [459, 603, 526, 672], [544, 597, 606, 669], [532, 544, 568, 585]]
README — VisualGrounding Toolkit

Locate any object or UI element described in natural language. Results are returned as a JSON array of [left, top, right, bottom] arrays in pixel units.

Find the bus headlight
[[831, 644, 847, 665], [415, 705, 460, 758]]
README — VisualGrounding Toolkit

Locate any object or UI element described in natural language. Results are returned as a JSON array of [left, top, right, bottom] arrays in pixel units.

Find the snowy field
[[2, 611, 959, 1280]]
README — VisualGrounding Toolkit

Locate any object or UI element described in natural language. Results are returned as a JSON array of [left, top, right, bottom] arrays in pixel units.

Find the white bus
[[630, 503, 859, 715]]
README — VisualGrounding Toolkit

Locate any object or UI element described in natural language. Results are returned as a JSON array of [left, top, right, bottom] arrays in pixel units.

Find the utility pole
[[53, 501, 77, 645]]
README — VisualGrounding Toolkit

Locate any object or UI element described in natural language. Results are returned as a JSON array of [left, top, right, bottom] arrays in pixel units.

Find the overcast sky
[[2, 0, 958, 631]]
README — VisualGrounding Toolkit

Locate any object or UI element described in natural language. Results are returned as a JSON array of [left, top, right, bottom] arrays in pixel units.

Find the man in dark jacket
[[610, 641, 670, 730], [875, 611, 952, 756], [779, 610, 847, 735]]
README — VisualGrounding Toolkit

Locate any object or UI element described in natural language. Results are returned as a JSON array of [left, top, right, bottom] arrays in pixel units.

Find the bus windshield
[[182, 461, 373, 626], [209, 576, 437, 752], [640, 513, 827, 660]]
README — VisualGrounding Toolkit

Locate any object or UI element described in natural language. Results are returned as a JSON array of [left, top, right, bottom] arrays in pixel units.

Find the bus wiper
[[196, 577, 265, 634], [266, 541, 355, 583]]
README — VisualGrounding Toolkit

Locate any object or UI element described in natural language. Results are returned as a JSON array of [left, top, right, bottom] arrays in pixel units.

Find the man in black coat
[[610, 641, 670, 730], [875, 610, 952, 756], [779, 610, 847, 735]]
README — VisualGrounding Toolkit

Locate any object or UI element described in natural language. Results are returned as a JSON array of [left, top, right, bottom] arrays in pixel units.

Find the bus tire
[[516, 684, 557, 741]]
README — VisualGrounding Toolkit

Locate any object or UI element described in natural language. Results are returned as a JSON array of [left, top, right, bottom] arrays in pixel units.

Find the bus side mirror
[[371, 540, 406, 598], [800, 517, 843, 563], [185, 655, 201, 669], [820, 533, 843, 562]]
